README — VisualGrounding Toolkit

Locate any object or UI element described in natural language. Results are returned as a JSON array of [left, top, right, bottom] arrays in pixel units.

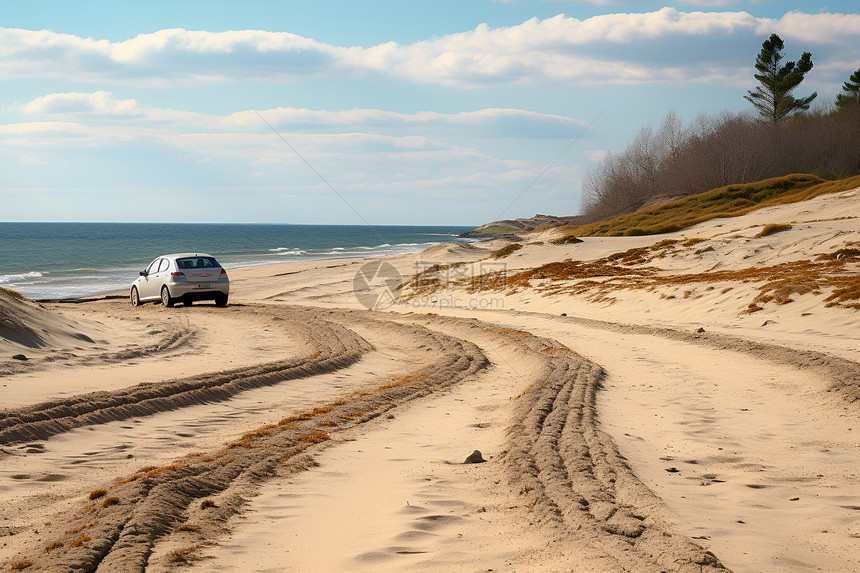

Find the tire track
[[498, 328, 727, 572], [10, 311, 488, 572], [0, 306, 369, 445]]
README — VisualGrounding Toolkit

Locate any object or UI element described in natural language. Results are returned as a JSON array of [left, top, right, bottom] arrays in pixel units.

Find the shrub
[[550, 234, 583, 245], [756, 223, 792, 237], [101, 497, 119, 508], [69, 535, 90, 548], [490, 243, 523, 259]]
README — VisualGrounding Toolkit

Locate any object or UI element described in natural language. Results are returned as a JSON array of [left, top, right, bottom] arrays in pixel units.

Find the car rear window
[[177, 257, 220, 269]]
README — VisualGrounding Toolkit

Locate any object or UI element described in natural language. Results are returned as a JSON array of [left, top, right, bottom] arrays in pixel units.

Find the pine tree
[[835, 68, 860, 111], [744, 34, 817, 123]]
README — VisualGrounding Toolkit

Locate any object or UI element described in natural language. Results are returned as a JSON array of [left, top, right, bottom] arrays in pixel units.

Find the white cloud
[[18, 93, 587, 138], [2, 9, 859, 87], [22, 91, 145, 117]]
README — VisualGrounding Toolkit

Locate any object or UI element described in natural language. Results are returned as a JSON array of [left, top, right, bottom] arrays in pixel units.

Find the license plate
[[196, 284, 210, 289]]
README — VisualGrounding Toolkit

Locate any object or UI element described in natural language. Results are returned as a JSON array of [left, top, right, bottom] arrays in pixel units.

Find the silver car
[[130, 253, 229, 307]]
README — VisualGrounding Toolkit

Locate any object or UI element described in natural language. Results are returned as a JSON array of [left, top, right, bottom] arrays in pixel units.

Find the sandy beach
[[2, 186, 859, 572]]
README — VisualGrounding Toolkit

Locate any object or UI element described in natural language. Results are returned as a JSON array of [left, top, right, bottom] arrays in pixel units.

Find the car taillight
[[220, 269, 228, 279], [171, 271, 185, 277]]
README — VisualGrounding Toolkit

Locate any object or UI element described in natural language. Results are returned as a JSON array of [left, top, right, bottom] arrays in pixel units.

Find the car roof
[[161, 253, 218, 260]]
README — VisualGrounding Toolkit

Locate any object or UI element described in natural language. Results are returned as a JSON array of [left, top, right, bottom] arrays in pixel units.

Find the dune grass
[[552, 173, 860, 239], [0, 286, 25, 301], [756, 223, 792, 237], [490, 243, 523, 259]]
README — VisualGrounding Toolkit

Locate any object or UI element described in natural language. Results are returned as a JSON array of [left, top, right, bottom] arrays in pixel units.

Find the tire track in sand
[[9, 310, 488, 572], [402, 314, 728, 572], [0, 306, 369, 445]]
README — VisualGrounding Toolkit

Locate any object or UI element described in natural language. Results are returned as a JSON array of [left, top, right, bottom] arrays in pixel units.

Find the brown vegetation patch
[[101, 497, 119, 508], [428, 242, 860, 312], [64, 523, 93, 535], [550, 234, 583, 245], [491, 328, 534, 337], [566, 174, 860, 237], [9, 561, 32, 570], [43, 542, 63, 553], [88, 489, 107, 500], [756, 223, 792, 237], [144, 465, 182, 479], [69, 535, 90, 548], [490, 243, 523, 259], [174, 524, 201, 533], [168, 545, 201, 565], [199, 499, 217, 510], [0, 287, 25, 301]]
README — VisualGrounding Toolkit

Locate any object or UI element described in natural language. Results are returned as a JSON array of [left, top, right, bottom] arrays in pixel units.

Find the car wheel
[[215, 294, 228, 307], [161, 286, 175, 308], [130, 287, 140, 307]]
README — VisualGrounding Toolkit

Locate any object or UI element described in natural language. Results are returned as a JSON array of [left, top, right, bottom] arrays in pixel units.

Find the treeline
[[581, 105, 860, 221]]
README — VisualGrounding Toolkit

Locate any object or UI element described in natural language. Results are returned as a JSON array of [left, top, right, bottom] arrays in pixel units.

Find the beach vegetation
[[0, 287, 25, 300], [43, 541, 64, 553], [101, 497, 120, 507], [550, 234, 583, 245], [577, 102, 860, 225], [88, 489, 107, 500], [453, 242, 860, 312], [568, 174, 860, 237], [168, 546, 201, 564], [64, 523, 93, 535], [69, 535, 90, 548], [9, 561, 32, 570], [756, 224, 792, 237], [480, 225, 517, 233], [490, 244, 523, 258], [200, 499, 217, 509]]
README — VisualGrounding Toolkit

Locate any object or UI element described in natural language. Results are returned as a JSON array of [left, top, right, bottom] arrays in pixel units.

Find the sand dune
[[2, 188, 859, 572]]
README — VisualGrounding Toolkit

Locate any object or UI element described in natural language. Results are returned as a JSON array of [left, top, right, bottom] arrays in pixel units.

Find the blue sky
[[2, 1, 859, 225]]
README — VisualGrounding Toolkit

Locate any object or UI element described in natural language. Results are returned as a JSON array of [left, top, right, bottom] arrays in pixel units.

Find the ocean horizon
[[0, 222, 475, 300]]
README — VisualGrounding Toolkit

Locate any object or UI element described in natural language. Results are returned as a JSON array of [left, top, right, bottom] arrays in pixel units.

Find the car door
[[139, 258, 163, 300]]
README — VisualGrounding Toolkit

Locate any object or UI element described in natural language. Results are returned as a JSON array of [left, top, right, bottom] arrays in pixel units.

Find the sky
[[1, 1, 859, 225]]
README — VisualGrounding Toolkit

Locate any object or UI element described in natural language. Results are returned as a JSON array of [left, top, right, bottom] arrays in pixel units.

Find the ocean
[[0, 223, 474, 300]]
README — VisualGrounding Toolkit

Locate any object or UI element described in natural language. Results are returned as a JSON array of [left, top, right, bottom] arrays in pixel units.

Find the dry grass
[[200, 499, 217, 510], [553, 174, 860, 237], [550, 234, 583, 245], [144, 465, 182, 479], [297, 429, 330, 444], [756, 223, 792, 237], [491, 328, 534, 337], [88, 489, 107, 500], [168, 545, 201, 564], [174, 524, 201, 533], [682, 237, 708, 247], [0, 287, 25, 301], [43, 542, 64, 553], [9, 561, 32, 570], [101, 497, 119, 508], [69, 535, 90, 548], [448, 241, 860, 312], [64, 523, 93, 535], [490, 243, 523, 259]]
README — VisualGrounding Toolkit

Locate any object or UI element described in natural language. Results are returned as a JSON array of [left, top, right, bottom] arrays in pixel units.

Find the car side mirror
[[140, 270, 148, 276]]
